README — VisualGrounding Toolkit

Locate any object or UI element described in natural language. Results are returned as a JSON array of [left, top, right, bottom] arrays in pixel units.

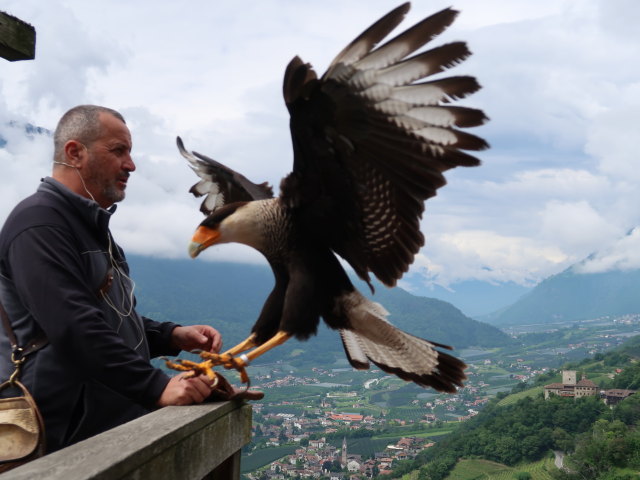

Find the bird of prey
[[172, 2, 488, 393]]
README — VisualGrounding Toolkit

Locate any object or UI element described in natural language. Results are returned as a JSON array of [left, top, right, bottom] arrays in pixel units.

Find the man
[[0, 105, 221, 453]]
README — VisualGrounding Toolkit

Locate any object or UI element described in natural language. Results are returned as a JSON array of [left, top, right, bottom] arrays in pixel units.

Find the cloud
[[538, 200, 621, 254], [414, 230, 567, 287], [575, 227, 640, 273], [1, 2, 127, 123], [1, 0, 639, 290], [587, 104, 640, 183], [0, 121, 53, 222]]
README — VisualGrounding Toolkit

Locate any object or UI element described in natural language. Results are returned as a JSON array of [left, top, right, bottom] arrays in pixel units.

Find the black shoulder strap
[[0, 300, 18, 349], [0, 300, 48, 359]]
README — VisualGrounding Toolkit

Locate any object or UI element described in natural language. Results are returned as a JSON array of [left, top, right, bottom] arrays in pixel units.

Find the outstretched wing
[[281, 3, 488, 287], [177, 136, 274, 215]]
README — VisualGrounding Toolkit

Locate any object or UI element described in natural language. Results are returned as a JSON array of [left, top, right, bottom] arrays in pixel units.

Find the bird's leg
[[199, 334, 259, 363], [224, 331, 292, 370], [165, 335, 260, 381], [166, 332, 291, 386]]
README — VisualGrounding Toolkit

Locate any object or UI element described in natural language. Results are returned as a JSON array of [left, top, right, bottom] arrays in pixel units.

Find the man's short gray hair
[[53, 105, 126, 162]]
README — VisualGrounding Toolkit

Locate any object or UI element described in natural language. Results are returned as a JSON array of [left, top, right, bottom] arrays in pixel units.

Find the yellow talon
[[164, 332, 286, 387], [197, 351, 221, 361], [165, 358, 217, 380]]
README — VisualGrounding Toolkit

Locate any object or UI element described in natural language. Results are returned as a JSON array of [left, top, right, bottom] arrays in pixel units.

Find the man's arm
[[142, 318, 222, 357], [142, 316, 181, 357], [8, 224, 170, 407]]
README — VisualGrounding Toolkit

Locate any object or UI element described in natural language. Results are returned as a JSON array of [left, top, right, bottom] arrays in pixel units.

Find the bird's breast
[[254, 199, 296, 261]]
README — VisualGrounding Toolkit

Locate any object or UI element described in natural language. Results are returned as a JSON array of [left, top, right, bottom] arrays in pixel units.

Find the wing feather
[[177, 136, 274, 215], [324, 3, 411, 80], [281, 3, 488, 286]]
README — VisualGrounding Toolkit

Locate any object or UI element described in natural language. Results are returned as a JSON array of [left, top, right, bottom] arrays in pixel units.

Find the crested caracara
[[173, 2, 488, 393]]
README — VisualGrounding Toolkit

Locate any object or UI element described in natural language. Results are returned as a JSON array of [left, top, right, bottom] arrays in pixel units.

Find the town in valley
[[238, 314, 640, 478]]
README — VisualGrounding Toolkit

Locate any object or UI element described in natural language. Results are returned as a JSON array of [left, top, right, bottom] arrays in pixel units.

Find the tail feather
[[340, 329, 370, 370], [338, 291, 466, 393]]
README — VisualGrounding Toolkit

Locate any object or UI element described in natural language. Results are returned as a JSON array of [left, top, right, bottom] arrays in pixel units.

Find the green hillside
[[383, 336, 640, 480], [496, 386, 544, 407], [446, 457, 556, 480]]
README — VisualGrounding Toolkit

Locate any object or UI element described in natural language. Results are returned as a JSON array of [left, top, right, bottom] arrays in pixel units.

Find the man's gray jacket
[[0, 177, 178, 452]]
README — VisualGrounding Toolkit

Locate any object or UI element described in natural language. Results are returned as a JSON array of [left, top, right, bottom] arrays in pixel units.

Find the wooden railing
[[0, 400, 252, 480]]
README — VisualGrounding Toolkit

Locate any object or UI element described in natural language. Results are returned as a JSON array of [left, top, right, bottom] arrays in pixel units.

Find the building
[[602, 389, 635, 406], [346, 460, 361, 473], [330, 413, 364, 423], [544, 370, 598, 399]]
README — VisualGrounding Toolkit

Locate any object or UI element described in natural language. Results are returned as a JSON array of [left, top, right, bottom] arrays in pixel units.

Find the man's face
[[82, 113, 135, 208]]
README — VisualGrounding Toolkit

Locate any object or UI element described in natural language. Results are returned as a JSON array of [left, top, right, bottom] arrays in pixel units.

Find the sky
[[1, 0, 639, 293]]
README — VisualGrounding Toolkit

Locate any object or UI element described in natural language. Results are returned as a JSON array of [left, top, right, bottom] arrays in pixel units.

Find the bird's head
[[188, 201, 265, 258]]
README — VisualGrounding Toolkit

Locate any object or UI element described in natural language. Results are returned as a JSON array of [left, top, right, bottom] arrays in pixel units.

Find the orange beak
[[188, 225, 221, 258]]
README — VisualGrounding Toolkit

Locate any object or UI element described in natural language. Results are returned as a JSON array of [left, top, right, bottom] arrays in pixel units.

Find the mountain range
[[398, 277, 532, 318], [480, 266, 640, 326], [5, 121, 638, 333], [127, 255, 514, 366], [480, 228, 640, 326], [125, 236, 640, 355]]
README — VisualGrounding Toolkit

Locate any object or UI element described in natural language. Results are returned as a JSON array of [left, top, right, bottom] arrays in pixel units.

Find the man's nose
[[124, 154, 136, 172]]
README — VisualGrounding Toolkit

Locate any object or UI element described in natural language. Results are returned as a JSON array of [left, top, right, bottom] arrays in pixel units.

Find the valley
[[196, 313, 640, 478], [130, 255, 640, 479]]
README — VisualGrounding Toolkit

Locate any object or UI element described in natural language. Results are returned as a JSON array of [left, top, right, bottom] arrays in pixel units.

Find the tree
[[614, 393, 640, 425], [514, 473, 531, 480], [552, 428, 574, 453]]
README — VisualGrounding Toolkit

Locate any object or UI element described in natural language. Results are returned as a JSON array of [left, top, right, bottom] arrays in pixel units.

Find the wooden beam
[[0, 11, 36, 61], [1, 401, 253, 479]]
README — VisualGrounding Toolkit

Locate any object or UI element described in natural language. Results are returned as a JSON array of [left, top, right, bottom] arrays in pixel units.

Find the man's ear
[[63, 140, 86, 167]]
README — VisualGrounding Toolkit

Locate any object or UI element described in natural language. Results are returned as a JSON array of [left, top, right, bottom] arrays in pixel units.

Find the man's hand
[[171, 325, 222, 353], [156, 373, 215, 406]]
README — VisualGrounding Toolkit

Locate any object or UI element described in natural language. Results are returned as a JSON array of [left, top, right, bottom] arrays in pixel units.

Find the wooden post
[[0, 11, 36, 61]]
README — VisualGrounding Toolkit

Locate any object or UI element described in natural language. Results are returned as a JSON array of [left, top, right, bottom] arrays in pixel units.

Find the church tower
[[562, 370, 577, 385], [341, 437, 347, 466]]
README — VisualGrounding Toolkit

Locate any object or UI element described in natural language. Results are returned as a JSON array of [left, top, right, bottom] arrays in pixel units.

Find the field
[[446, 457, 557, 480], [241, 445, 298, 473], [388, 406, 434, 421], [374, 427, 454, 440], [401, 470, 420, 480], [497, 386, 544, 406], [265, 404, 306, 415]]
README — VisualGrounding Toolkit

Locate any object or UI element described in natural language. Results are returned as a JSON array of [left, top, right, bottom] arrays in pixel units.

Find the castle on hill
[[544, 370, 635, 405], [543, 370, 598, 399]]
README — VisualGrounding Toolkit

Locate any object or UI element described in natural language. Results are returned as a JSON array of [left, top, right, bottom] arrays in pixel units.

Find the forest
[[375, 338, 640, 480], [375, 394, 640, 480]]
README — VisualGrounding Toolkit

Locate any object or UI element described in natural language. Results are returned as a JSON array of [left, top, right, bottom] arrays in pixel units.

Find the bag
[[0, 300, 47, 473], [0, 379, 46, 472]]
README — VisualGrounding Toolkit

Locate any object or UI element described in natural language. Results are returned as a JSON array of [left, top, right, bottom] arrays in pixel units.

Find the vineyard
[[496, 386, 544, 406], [241, 445, 298, 473], [388, 406, 433, 421], [446, 457, 556, 480]]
